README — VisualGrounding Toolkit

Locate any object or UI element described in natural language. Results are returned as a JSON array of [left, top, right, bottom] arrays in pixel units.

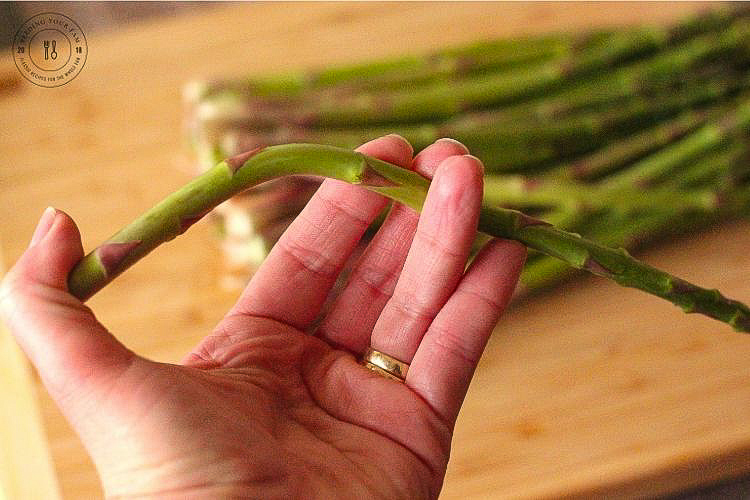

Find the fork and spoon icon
[[43, 40, 58, 60]]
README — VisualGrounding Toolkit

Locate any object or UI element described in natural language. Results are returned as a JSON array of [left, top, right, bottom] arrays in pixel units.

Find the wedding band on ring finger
[[360, 347, 410, 382]]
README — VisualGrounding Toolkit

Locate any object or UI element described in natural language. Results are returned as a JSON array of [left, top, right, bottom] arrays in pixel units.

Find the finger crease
[[317, 192, 378, 228], [428, 324, 479, 366], [392, 297, 438, 324], [455, 285, 505, 312], [353, 264, 400, 300], [278, 237, 340, 279], [414, 228, 465, 261]]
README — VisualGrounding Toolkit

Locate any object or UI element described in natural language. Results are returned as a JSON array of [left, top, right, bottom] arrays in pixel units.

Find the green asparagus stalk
[[519, 136, 749, 293], [198, 105, 748, 270], [521, 180, 750, 294], [195, 62, 743, 144], [181, 6, 750, 315], [560, 106, 717, 181], [197, 18, 750, 129], [511, 106, 750, 292], [482, 174, 718, 215], [205, 33, 580, 98], [439, 63, 743, 128], [668, 140, 747, 189], [601, 99, 750, 191], [67, 144, 750, 332], [207, 68, 749, 176], [519, 207, 696, 293], [183, 5, 748, 177], [194, 89, 750, 287], [187, 5, 742, 106]]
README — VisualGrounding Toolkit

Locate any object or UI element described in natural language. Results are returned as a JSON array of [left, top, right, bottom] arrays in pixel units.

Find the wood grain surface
[[1, 3, 749, 499]]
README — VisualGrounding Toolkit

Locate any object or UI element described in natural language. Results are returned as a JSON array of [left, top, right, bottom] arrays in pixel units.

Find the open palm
[[0, 136, 525, 499]]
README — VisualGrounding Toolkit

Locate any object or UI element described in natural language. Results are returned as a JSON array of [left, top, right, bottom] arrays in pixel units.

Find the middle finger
[[317, 139, 471, 353], [369, 153, 484, 363]]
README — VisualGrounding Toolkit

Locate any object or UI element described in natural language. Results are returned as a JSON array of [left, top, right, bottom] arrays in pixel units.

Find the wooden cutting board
[[2, 3, 749, 498]]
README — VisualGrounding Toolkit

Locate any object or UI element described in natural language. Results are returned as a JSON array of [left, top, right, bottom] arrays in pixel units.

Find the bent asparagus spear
[[67, 144, 750, 332]]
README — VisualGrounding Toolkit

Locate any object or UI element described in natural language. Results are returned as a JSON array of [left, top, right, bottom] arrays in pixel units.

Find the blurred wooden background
[[2, 3, 750, 499]]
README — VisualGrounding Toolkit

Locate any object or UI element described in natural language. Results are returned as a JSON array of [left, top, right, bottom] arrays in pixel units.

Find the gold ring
[[360, 347, 409, 382]]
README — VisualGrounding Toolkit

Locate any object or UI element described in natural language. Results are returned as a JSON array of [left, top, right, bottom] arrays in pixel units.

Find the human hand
[[0, 136, 526, 499]]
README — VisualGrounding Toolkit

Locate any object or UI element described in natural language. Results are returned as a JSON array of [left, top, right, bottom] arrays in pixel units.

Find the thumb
[[0, 208, 135, 403]]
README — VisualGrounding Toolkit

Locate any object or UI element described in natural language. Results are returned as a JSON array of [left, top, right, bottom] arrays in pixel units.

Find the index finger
[[223, 135, 414, 331]]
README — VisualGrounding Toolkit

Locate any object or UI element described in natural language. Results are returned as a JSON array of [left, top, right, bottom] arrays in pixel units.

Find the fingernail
[[30, 207, 57, 248], [385, 133, 407, 142], [463, 154, 484, 174], [435, 138, 469, 153]]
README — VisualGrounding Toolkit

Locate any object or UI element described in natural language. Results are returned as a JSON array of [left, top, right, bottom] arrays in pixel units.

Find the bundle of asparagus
[[77, 5, 736, 330]]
